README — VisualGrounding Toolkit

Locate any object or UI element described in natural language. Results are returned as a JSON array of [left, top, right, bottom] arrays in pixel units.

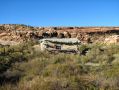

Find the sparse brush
[[1, 43, 119, 90]]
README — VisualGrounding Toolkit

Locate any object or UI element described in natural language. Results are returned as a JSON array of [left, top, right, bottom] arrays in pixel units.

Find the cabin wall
[[62, 44, 78, 50], [40, 42, 46, 51], [40, 41, 79, 51]]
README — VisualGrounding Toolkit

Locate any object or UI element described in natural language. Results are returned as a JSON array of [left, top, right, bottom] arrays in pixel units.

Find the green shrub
[[1, 43, 119, 90]]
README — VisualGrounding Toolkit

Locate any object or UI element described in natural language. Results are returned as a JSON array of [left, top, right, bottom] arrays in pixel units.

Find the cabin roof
[[39, 38, 81, 44]]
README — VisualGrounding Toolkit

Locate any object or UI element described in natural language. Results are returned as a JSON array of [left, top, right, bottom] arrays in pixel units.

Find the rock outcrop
[[0, 24, 119, 45]]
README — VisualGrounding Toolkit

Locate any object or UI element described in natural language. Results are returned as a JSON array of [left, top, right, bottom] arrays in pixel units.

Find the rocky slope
[[0, 24, 119, 45]]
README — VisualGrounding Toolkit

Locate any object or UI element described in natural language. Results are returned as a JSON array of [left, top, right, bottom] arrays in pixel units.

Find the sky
[[0, 0, 119, 26]]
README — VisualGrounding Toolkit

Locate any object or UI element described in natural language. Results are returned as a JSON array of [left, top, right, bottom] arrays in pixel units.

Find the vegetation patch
[[1, 42, 119, 90]]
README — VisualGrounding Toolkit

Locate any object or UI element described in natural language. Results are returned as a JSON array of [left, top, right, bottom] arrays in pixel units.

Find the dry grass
[[1, 43, 119, 90]]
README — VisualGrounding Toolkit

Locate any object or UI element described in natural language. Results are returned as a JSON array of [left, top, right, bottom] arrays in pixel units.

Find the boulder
[[63, 31, 71, 38], [71, 32, 77, 38]]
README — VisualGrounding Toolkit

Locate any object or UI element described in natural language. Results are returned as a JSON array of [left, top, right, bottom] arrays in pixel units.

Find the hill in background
[[0, 24, 119, 45]]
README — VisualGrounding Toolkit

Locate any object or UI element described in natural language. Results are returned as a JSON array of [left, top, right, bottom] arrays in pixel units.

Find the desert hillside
[[1, 24, 119, 90], [0, 24, 119, 45]]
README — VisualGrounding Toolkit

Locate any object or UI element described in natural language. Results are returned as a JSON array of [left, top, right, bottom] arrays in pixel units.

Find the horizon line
[[0, 23, 119, 27]]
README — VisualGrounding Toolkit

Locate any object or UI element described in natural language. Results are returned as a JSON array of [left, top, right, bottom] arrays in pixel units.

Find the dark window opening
[[55, 45, 61, 50]]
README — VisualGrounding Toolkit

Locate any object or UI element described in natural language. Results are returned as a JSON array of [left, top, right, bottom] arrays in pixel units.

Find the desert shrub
[[102, 64, 119, 78], [0, 43, 33, 74], [78, 44, 91, 55], [1, 43, 119, 89], [42, 63, 84, 77], [17, 76, 97, 90]]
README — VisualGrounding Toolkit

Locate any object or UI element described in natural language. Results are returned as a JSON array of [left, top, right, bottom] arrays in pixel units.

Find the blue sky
[[0, 0, 119, 26]]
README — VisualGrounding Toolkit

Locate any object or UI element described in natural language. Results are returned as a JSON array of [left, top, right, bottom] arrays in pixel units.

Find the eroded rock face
[[63, 31, 71, 38], [57, 33, 65, 38], [46, 29, 58, 37], [0, 24, 119, 45], [71, 32, 77, 38], [104, 35, 119, 44]]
